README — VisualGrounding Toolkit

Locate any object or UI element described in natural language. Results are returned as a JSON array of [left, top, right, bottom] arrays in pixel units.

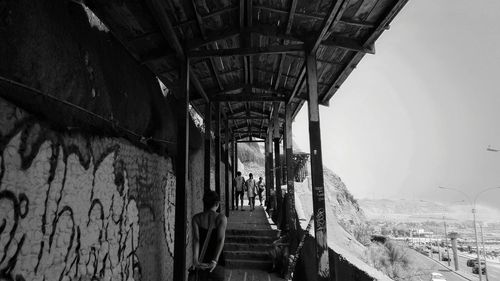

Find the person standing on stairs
[[246, 173, 257, 212], [234, 171, 245, 210], [192, 190, 227, 281]]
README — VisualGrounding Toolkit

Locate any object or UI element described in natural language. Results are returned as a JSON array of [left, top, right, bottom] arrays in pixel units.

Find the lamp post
[[438, 186, 500, 281]]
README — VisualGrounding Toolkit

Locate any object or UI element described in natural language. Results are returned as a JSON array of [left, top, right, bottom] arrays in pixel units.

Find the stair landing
[[224, 203, 284, 281]]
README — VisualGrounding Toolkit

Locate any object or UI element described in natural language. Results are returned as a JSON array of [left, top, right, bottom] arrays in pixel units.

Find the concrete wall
[[293, 236, 379, 281], [0, 96, 177, 281]]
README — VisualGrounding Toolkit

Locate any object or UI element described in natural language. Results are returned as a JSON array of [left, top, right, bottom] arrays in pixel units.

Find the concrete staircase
[[223, 204, 283, 280]]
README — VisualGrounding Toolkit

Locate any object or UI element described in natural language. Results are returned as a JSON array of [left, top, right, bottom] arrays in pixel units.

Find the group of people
[[190, 171, 267, 281], [234, 171, 265, 212]]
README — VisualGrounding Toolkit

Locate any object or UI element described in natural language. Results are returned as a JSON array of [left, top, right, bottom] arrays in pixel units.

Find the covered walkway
[[0, 0, 408, 280]]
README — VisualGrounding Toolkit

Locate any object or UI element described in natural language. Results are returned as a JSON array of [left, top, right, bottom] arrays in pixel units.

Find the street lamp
[[438, 186, 500, 281]]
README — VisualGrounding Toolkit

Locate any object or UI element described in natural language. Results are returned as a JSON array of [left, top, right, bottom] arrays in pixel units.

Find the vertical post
[[204, 102, 212, 192], [233, 139, 238, 210], [306, 53, 330, 281], [173, 58, 190, 281], [480, 224, 489, 281], [473, 209, 483, 281], [225, 119, 230, 217], [274, 138, 282, 211], [231, 138, 236, 210], [265, 135, 270, 209], [267, 131, 275, 210], [443, 217, 451, 266], [285, 103, 296, 245], [215, 103, 221, 201], [234, 140, 238, 173], [450, 232, 459, 270]]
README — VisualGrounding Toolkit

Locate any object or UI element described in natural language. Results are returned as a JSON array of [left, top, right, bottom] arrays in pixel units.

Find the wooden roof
[[85, 0, 408, 141]]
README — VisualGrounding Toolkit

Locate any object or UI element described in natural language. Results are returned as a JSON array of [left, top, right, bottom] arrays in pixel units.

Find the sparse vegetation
[[364, 240, 424, 281]]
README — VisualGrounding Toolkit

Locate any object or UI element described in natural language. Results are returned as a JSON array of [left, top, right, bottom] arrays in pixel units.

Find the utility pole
[[443, 217, 451, 266], [472, 208, 483, 281], [480, 224, 489, 281]]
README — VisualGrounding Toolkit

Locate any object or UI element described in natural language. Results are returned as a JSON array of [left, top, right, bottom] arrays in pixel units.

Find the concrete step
[[226, 235, 275, 244], [227, 228, 278, 237], [225, 269, 284, 281], [225, 250, 270, 260], [225, 242, 272, 252], [225, 258, 273, 270]]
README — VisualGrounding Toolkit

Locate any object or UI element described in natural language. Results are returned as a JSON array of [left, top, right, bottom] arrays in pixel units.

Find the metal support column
[[225, 119, 230, 217], [306, 53, 330, 281], [173, 58, 190, 281], [215, 102, 221, 199], [204, 102, 212, 192]]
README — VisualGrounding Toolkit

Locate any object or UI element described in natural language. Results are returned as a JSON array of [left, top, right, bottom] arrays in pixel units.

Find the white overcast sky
[[293, 0, 500, 210]]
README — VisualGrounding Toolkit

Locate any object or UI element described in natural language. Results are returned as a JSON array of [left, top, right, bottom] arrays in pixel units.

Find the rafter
[[187, 44, 304, 58], [211, 94, 286, 102], [144, 0, 209, 102], [287, 0, 349, 105]]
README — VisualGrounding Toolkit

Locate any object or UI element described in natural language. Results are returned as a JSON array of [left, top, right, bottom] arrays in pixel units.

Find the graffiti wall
[[0, 96, 177, 281]]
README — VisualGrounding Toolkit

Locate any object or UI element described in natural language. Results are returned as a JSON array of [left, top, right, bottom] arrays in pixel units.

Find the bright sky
[[293, 0, 500, 211]]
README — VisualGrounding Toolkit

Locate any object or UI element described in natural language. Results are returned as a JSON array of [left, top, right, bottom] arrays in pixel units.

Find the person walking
[[233, 171, 245, 210], [246, 173, 257, 212], [257, 176, 265, 206], [191, 190, 227, 281]]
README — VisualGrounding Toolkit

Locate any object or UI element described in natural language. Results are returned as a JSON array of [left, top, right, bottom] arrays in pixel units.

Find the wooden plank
[[204, 102, 212, 191], [225, 118, 230, 217], [236, 140, 265, 143], [191, 0, 206, 40], [285, 0, 298, 34], [306, 53, 330, 281], [215, 102, 221, 198], [186, 29, 240, 50], [254, 5, 378, 29], [228, 116, 269, 120], [187, 44, 304, 58], [211, 94, 286, 102], [173, 58, 190, 281]]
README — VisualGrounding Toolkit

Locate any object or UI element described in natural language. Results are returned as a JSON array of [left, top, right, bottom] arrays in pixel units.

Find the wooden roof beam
[[286, 0, 349, 105], [144, 0, 209, 102], [188, 44, 304, 58], [254, 5, 379, 30], [228, 116, 270, 120], [211, 94, 286, 102]]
